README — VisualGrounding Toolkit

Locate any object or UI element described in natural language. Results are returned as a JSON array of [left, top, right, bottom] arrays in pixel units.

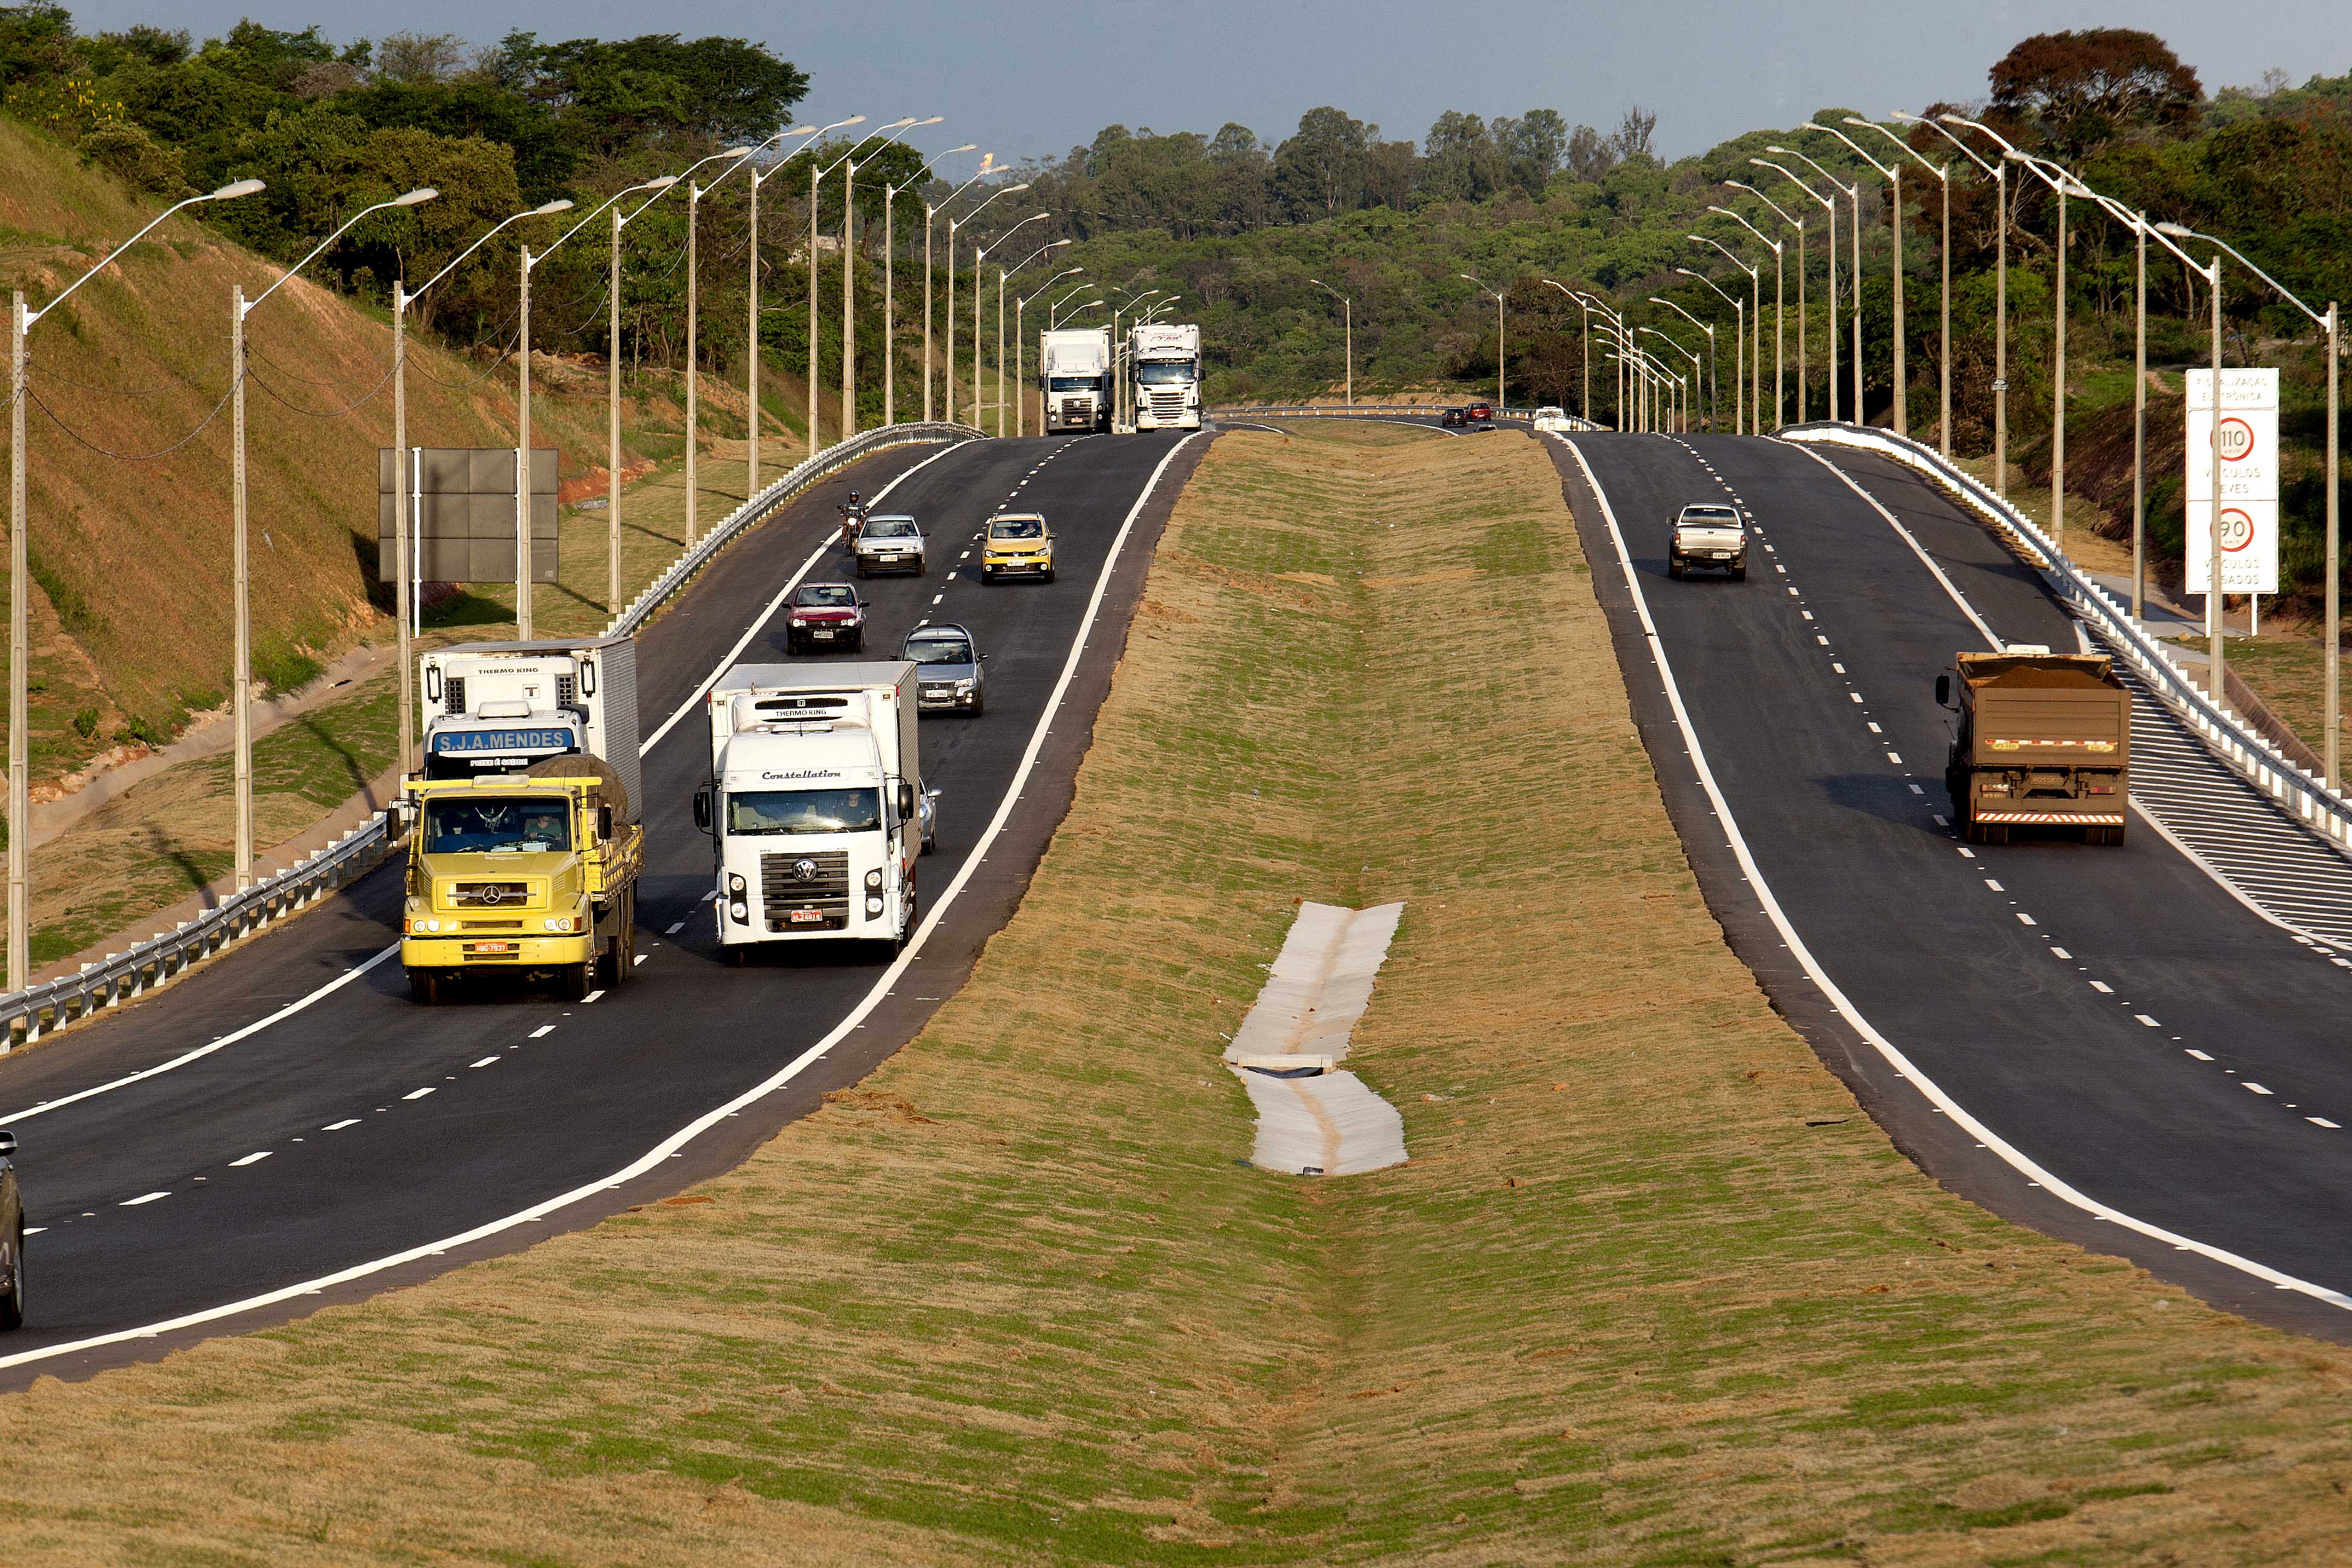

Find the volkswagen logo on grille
[[480, 885, 505, 905], [792, 858, 820, 883]]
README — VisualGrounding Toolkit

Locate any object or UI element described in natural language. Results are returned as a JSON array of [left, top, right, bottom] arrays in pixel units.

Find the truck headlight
[[865, 895, 884, 917], [730, 900, 748, 923], [728, 873, 748, 896], [864, 869, 884, 891], [543, 916, 572, 932], [420, 918, 441, 933]]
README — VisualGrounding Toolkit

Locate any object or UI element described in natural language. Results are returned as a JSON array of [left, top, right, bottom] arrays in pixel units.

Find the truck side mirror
[[579, 659, 596, 697], [897, 782, 916, 820], [0, 1128, 17, 1160], [1935, 675, 1952, 707], [598, 803, 614, 840], [693, 788, 711, 832], [423, 664, 442, 703]]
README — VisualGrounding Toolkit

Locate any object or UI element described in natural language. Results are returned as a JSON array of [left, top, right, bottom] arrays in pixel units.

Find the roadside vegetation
[[7, 422, 2352, 1562]]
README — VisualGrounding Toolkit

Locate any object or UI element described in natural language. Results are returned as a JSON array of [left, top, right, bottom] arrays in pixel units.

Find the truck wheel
[[2088, 825, 2126, 847], [563, 963, 592, 1002], [1730, 564, 1747, 581], [408, 969, 442, 1004], [1668, 560, 1685, 580]]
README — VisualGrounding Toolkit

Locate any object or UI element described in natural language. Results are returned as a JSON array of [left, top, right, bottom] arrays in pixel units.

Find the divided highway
[[1557, 431, 2352, 1338], [0, 429, 1204, 1380]]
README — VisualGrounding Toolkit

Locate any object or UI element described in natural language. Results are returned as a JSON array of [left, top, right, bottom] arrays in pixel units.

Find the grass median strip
[[6, 422, 2352, 1563]]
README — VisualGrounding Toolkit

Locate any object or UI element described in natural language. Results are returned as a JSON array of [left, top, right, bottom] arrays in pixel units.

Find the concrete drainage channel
[[1224, 901, 1408, 1177]]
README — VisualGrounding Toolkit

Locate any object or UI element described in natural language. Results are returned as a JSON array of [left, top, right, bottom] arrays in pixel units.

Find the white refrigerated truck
[[418, 636, 642, 820], [1040, 327, 1112, 433], [693, 663, 935, 955], [1129, 322, 1203, 431]]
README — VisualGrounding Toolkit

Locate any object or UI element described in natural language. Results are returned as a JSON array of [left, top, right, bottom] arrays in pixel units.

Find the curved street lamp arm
[[248, 186, 437, 315], [412, 198, 572, 299], [1650, 295, 1716, 338], [541, 176, 672, 261], [1676, 267, 1744, 312], [2161, 225, 2325, 325], [1722, 180, 1802, 230], [1750, 160, 1835, 213], [1800, 122, 1895, 182], [1765, 144, 1858, 198], [751, 122, 840, 189], [1895, 111, 1996, 178], [1845, 118, 1945, 183], [33, 177, 267, 325]]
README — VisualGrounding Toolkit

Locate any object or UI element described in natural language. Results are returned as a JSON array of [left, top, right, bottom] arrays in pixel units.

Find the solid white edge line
[[1782, 440, 2002, 650], [1555, 433, 2352, 1314], [0, 430, 1206, 1371], [2, 440, 972, 1129], [641, 440, 969, 754], [1, 945, 400, 1124]]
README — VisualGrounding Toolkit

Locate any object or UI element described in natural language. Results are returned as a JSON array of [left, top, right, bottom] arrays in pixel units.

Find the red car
[[786, 581, 867, 653], [1464, 402, 1495, 428]]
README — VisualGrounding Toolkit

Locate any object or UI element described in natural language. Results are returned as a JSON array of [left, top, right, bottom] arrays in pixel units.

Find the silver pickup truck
[[1668, 503, 1748, 580]]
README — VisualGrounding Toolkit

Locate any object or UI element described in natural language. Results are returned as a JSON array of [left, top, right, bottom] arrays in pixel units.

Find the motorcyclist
[[837, 489, 867, 547]]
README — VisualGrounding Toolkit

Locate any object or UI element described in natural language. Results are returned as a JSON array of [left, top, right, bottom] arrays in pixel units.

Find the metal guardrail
[[1779, 422, 2352, 850], [0, 420, 986, 1049], [1212, 403, 1603, 432]]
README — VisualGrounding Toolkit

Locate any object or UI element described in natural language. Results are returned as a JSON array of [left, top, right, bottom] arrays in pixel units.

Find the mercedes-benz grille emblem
[[793, 858, 819, 883], [480, 885, 505, 905]]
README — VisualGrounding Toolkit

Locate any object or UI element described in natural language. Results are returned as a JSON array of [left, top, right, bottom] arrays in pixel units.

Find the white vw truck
[[694, 663, 933, 955], [1040, 327, 1112, 433]]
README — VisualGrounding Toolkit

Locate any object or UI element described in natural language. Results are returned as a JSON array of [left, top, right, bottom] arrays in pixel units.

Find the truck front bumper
[[403, 932, 592, 968]]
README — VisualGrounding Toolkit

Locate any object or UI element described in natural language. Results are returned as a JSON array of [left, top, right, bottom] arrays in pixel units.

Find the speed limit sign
[[2187, 369, 2278, 594]]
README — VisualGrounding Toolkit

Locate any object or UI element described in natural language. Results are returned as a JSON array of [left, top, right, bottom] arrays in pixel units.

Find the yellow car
[[981, 512, 1056, 582]]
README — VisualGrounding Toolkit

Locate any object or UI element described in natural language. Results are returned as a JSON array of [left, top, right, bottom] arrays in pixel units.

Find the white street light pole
[[1695, 227, 1771, 434], [996, 242, 1074, 437], [392, 197, 570, 780], [1109, 286, 1166, 430], [1936, 114, 2014, 495], [235, 185, 436, 892], [1639, 327, 1702, 434], [671, 147, 759, 544], [1015, 264, 1084, 436], [1766, 148, 1858, 422], [2066, 180, 2158, 622], [1722, 185, 1802, 423], [1803, 125, 1900, 431], [810, 119, 917, 455], [603, 174, 685, 609], [1308, 278, 1353, 405], [7, 175, 264, 987], [1751, 163, 1837, 420], [1677, 269, 1748, 434], [1652, 297, 1717, 431], [1581, 295, 1629, 429], [916, 151, 987, 423], [2004, 146, 2080, 552], [1540, 280, 1593, 425], [1461, 273, 1507, 409], [1048, 284, 1094, 329], [943, 180, 1029, 426], [838, 118, 938, 443], [740, 122, 834, 498], [1852, 117, 1952, 452], [970, 212, 1052, 434], [886, 144, 971, 428]]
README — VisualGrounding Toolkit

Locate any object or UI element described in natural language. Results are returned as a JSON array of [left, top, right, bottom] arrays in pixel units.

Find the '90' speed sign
[[2186, 368, 2279, 595]]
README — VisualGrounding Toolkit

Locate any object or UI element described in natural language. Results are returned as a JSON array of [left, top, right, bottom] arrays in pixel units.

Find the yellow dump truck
[[1938, 646, 2130, 846], [400, 762, 643, 1002]]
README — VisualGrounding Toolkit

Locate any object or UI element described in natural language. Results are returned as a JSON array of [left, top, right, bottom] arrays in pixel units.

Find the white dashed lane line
[[665, 921, 685, 935], [229, 1151, 270, 1167], [2135, 1014, 2161, 1028], [322, 1118, 359, 1131], [469, 1057, 500, 1068], [402, 1087, 436, 1102], [2246, 1082, 2275, 1095], [121, 1192, 169, 1207], [529, 1025, 556, 1039]]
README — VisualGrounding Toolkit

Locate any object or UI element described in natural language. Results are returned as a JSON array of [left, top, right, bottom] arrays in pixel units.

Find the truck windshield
[[1048, 376, 1101, 391], [727, 788, 881, 836], [423, 797, 572, 854], [1135, 362, 1194, 385]]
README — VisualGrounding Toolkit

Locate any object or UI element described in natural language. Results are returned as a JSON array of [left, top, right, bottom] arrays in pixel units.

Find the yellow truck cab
[[401, 771, 642, 1002]]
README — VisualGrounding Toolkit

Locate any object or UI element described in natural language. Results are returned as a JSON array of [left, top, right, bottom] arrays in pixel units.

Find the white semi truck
[[1129, 322, 1203, 431], [1040, 327, 1112, 433], [418, 636, 643, 818], [693, 663, 935, 955]]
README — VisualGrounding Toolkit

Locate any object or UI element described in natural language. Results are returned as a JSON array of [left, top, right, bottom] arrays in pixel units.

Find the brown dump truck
[[1938, 647, 2130, 846]]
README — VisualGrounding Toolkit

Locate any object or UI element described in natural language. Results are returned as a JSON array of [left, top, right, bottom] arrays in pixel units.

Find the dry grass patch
[[4, 423, 2352, 1564]]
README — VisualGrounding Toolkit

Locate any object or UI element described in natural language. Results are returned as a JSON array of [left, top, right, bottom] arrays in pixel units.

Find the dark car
[[786, 582, 867, 653], [905, 623, 986, 716], [1, 1128, 22, 1330], [1440, 407, 1468, 428]]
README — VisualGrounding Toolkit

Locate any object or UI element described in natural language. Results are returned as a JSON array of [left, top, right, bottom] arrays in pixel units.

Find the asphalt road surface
[[1557, 430, 2352, 1341], [0, 428, 1207, 1381]]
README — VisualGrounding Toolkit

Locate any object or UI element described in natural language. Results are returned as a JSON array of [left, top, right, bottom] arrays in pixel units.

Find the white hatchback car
[[852, 514, 926, 577]]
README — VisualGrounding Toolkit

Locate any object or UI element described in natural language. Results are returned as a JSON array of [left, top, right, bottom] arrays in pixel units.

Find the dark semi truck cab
[[1938, 646, 2130, 846]]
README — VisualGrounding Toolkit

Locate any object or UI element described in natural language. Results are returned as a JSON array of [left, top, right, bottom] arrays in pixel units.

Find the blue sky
[[65, 1, 2348, 166]]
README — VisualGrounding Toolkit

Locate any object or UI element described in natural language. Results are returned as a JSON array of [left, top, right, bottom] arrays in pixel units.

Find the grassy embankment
[[7, 420, 2352, 1563]]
